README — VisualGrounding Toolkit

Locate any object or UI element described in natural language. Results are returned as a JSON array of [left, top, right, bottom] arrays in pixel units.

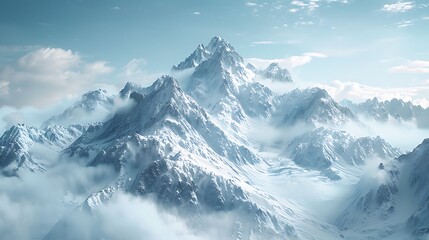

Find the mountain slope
[[335, 138, 429, 239], [2, 36, 424, 240], [172, 44, 210, 71], [343, 98, 429, 128], [43, 75, 347, 239], [261, 62, 292, 82], [0, 124, 84, 175], [404, 139, 429, 237], [42, 89, 115, 127], [285, 127, 402, 180], [273, 88, 357, 126]]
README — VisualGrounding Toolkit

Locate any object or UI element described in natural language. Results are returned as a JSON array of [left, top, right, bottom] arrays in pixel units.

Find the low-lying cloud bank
[[0, 162, 115, 240], [44, 191, 254, 240], [0, 159, 248, 240]]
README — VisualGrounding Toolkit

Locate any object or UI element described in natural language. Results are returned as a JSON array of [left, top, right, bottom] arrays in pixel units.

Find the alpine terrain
[[1, 36, 428, 240]]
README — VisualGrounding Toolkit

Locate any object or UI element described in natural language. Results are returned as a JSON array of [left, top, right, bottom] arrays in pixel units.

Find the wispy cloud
[[397, 20, 414, 27], [245, 1, 263, 15], [294, 21, 314, 26], [291, 0, 320, 11], [193, 11, 201, 15], [251, 41, 276, 45], [389, 60, 429, 73], [112, 6, 120, 10], [247, 52, 327, 69], [245, 2, 261, 7], [0, 45, 39, 53], [250, 40, 302, 46], [381, 1, 415, 13], [119, 58, 161, 87], [303, 52, 328, 58], [289, 0, 349, 13]]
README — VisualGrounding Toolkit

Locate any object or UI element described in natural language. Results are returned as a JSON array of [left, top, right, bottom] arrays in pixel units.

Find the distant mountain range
[[1, 36, 428, 240]]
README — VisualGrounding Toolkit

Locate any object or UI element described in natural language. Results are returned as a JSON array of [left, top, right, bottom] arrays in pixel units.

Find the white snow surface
[[1, 36, 427, 240]]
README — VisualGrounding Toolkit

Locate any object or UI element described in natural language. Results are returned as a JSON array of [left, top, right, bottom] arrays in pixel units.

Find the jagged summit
[[343, 97, 429, 128], [119, 82, 147, 99], [0, 124, 84, 174], [5, 37, 429, 240], [68, 75, 259, 167], [96, 76, 188, 140], [42, 89, 115, 127], [81, 89, 111, 103], [172, 36, 244, 71], [262, 62, 292, 82], [206, 36, 236, 53], [286, 127, 401, 180], [275, 87, 356, 126], [172, 44, 210, 71], [336, 138, 429, 237]]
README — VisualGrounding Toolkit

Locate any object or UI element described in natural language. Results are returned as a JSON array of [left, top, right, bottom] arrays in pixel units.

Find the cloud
[[389, 60, 429, 73], [0, 106, 57, 134], [0, 162, 115, 240], [294, 21, 314, 26], [326, 0, 348, 3], [316, 80, 429, 108], [291, 0, 320, 11], [381, 1, 415, 13], [245, 2, 261, 7], [0, 48, 113, 108], [193, 11, 201, 15], [70, 193, 202, 240], [251, 41, 276, 45], [303, 52, 328, 58], [396, 20, 414, 27], [112, 6, 120, 10], [43, 190, 252, 240], [119, 58, 160, 87], [247, 52, 327, 69], [250, 39, 301, 47], [122, 58, 147, 77], [0, 45, 39, 54]]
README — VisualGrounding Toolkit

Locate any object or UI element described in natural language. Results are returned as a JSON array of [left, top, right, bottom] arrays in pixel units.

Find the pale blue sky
[[0, 0, 428, 129]]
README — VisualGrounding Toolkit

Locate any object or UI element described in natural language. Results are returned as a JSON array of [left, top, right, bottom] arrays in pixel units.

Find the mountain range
[[1, 36, 428, 240]]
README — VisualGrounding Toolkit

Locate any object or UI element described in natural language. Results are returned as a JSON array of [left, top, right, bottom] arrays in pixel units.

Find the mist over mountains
[[1, 36, 428, 240]]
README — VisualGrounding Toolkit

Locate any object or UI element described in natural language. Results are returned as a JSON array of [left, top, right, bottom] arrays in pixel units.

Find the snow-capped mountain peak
[[4, 36, 429, 240], [262, 62, 292, 82], [286, 127, 402, 180], [172, 44, 210, 71], [0, 124, 84, 174], [206, 36, 233, 53], [81, 89, 111, 105], [42, 89, 115, 127], [342, 97, 429, 128], [274, 87, 357, 126]]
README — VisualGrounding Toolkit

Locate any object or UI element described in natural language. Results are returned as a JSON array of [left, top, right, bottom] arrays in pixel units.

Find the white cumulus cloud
[[382, 1, 415, 13], [0, 48, 113, 108]]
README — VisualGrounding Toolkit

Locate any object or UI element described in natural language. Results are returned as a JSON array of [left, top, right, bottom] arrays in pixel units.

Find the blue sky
[[0, 0, 428, 130]]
